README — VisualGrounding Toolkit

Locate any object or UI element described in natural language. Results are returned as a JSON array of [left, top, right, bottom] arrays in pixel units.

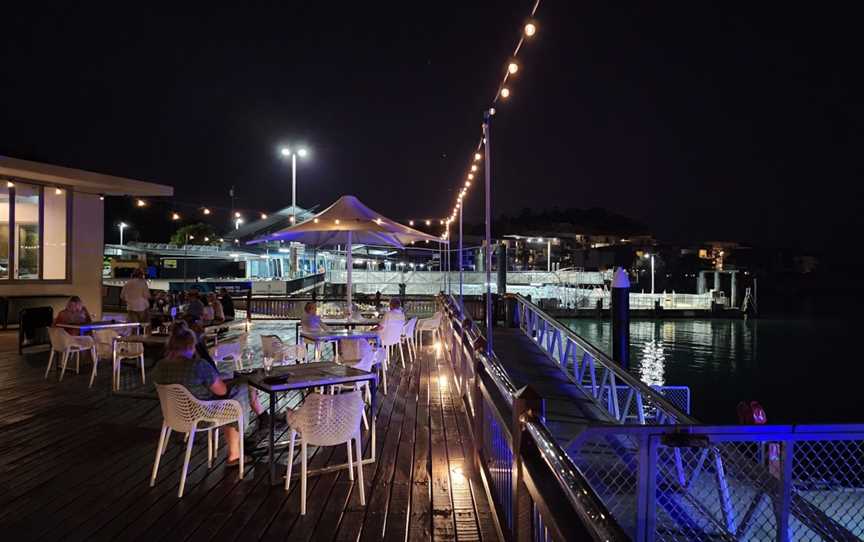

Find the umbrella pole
[[347, 231, 353, 316]]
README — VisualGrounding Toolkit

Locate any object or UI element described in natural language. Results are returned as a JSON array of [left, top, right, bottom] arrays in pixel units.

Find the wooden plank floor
[[0, 335, 500, 542]]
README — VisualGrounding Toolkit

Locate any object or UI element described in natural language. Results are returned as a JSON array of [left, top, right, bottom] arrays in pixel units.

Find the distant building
[[0, 156, 171, 319]]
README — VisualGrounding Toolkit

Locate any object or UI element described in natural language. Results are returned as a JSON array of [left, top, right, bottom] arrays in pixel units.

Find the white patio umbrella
[[248, 195, 445, 313]]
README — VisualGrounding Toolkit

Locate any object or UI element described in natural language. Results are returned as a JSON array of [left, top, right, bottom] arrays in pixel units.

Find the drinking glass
[[263, 355, 274, 374]]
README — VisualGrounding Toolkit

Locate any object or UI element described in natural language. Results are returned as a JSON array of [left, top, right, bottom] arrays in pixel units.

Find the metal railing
[[566, 424, 864, 542], [439, 294, 628, 541], [515, 295, 696, 426], [236, 294, 441, 320]]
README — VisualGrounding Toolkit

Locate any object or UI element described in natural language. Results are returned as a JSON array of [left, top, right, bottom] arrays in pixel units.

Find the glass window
[[14, 183, 40, 279], [0, 184, 9, 279], [43, 187, 67, 279]]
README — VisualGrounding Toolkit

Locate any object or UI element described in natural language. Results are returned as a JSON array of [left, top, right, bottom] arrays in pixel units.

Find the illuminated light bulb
[[261, 213, 267, 219], [409, 220, 414, 226], [471, 164, 478, 172], [468, 173, 474, 181], [335, 219, 340, 224], [297, 148, 308, 157], [234, 212, 241, 218], [313, 218, 319, 223], [136, 199, 146, 207], [219, 238, 224, 242], [171, 212, 180, 220], [99, 195, 104, 201], [203, 208, 211, 215], [6, 181, 14, 187], [524, 22, 537, 37], [189, 235, 195, 240], [474, 152, 482, 161], [508, 62, 519, 74], [465, 181, 471, 187], [204, 236, 209, 242], [280, 147, 291, 156], [55, 188, 63, 195], [425, 219, 431, 226], [500, 87, 510, 99]]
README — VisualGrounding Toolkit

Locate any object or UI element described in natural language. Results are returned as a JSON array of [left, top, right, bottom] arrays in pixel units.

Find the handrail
[[438, 293, 626, 541], [514, 293, 698, 425]]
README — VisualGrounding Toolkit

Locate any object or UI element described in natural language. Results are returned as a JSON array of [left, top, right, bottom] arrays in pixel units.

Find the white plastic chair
[[416, 312, 443, 347], [378, 319, 405, 369], [401, 317, 418, 362], [209, 333, 248, 370], [284, 391, 366, 514], [92, 329, 145, 390], [151, 384, 245, 498], [45, 327, 96, 384]]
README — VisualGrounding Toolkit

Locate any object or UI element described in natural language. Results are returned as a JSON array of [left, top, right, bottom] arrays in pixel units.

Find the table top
[[300, 329, 380, 342], [321, 317, 380, 327], [243, 362, 376, 393], [117, 334, 169, 345], [56, 321, 143, 331]]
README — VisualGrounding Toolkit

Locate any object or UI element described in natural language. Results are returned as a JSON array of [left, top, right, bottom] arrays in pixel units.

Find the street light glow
[[280, 147, 291, 156], [234, 212, 241, 218], [297, 148, 308, 157]]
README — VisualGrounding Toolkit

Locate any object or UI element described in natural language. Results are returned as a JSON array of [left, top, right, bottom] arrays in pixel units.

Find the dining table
[[298, 328, 381, 361], [55, 320, 145, 335], [242, 362, 379, 485]]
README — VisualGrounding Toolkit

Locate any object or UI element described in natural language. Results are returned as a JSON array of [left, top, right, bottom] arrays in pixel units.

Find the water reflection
[[639, 339, 665, 387]]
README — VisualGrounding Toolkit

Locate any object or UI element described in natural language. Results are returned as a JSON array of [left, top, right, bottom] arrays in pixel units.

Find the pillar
[[730, 271, 737, 308], [496, 243, 507, 295], [714, 270, 720, 292], [476, 245, 485, 272], [611, 267, 630, 369], [697, 271, 705, 294]]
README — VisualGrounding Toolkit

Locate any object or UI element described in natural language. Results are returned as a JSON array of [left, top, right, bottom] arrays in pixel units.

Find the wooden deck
[[0, 335, 500, 542]]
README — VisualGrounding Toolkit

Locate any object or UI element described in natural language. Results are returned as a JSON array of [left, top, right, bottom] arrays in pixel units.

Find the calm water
[[561, 318, 862, 425]]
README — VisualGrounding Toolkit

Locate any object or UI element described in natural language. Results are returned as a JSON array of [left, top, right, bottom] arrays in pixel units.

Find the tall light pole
[[482, 108, 494, 356], [643, 253, 655, 294], [459, 204, 464, 311], [118, 222, 128, 246], [547, 238, 552, 272], [280, 146, 308, 224]]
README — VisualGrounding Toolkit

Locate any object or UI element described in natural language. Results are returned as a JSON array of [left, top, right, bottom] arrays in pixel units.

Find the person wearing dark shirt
[[219, 288, 235, 320]]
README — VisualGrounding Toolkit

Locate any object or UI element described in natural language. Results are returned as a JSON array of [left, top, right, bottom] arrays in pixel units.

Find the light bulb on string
[[425, 219, 431, 226], [508, 62, 519, 74], [260, 213, 267, 219], [500, 87, 511, 99], [409, 220, 414, 226], [171, 212, 180, 221], [465, 181, 471, 187], [203, 208, 211, 215], [474, 152, 482, 161], [524, 22, 537, 37], [136, 199, 146, 207], [471, 165, 478, 172], [468, 173, 474, 180]]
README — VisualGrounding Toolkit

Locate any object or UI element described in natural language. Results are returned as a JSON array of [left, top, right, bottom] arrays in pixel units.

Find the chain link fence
[[567, 425, 864, 541]]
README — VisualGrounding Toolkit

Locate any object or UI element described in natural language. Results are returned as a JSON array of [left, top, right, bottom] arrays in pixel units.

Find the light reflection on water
[[561, 318, 860, 425]]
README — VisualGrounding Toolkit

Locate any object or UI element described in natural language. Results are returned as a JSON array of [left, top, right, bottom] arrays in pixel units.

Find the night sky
[[2, 2, 862, 254]]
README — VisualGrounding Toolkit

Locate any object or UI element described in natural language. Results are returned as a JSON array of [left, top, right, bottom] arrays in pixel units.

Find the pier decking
[[0, 337, 500, 542]]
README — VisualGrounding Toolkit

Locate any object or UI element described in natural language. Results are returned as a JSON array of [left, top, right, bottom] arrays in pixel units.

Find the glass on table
[[262, 355, 274, 374]]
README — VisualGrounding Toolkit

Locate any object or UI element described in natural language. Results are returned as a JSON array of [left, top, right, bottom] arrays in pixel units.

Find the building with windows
[[0, 156, 172, 319]]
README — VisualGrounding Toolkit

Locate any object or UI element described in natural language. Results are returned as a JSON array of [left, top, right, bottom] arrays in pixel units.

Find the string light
[[436, 1, 540, 230], [171, 212, 180, 220], [6, 181, 14, 187], [409, 220, 414, 226], [234, 212, 241, 218], [136, 199, 146, 207], [54, 188, 63, 195], [203, 208, 211, 215], [261, 213, 268, 219], [425, 219, 431, 226]]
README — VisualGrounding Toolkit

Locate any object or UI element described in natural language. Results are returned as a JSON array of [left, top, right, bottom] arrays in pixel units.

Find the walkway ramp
[[491, 327, 613, 445]]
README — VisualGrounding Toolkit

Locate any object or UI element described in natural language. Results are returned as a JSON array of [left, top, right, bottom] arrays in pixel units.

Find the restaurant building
[[0, 156, 172, 320]]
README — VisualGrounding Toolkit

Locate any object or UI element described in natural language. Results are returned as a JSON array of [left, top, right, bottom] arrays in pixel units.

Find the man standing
[[121, 269, 151, 324]]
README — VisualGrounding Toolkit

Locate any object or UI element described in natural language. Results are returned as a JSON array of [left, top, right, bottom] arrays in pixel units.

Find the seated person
[[206, 292, 225, 323], [374, 298, 405, 331], [300, 302, 330, 332], [152, 324, 268, 466], [183, 289, 205, 320], [54, 296, 93, 332]]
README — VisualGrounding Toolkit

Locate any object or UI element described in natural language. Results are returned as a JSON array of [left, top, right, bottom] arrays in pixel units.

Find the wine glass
[[262, 355, 274, 374], [240, 349, 253, 371]]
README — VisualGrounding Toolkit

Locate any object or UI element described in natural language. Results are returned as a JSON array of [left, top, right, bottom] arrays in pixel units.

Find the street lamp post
[[482, 108, 494, 356], [643, 253, 655, 294], [118, 222, 128, 246], [280, 146, 308, 224]]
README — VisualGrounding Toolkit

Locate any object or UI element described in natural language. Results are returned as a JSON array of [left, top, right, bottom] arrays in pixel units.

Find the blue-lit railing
[[439, 294, 628, 542]]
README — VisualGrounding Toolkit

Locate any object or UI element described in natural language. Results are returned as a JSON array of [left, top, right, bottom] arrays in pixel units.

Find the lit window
[[44, 187, 67, 279], [0, 185, 9, 279], [14, 184, 40, 279]]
